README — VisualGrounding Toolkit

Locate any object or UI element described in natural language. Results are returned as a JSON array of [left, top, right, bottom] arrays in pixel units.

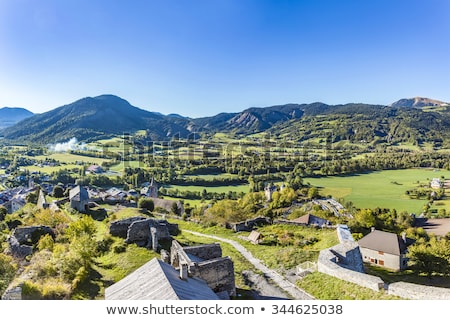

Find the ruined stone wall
[[193, 257, 236, 297], [228, 216, 271, 232], [1, 287, 22, 300], [387, 282, 450, 300], [109, 216, 147, 238], [183, 243, 222, 261]]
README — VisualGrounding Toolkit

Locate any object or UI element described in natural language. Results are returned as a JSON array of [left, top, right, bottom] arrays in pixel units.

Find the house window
[[378, 251, 384, 255], [379, 260, 384, 266]]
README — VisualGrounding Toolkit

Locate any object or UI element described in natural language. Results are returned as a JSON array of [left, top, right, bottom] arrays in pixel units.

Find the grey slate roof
[[69, 185, 89, 201], [358, 229, 409, 255], [105, 258, 220, 300]]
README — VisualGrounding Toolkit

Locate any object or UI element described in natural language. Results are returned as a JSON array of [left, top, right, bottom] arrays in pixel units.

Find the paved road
[[183, 230, 315, 300]]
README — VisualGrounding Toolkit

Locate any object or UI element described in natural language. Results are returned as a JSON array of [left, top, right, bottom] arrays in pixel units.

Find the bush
[[37, 234, 54, 251], [113, 243, 127, 254], [0, 253, 17, 296], [138, 198, 154, 211], [97, 235, 115, 253], [41, 279, 71, 299], [21, 281, 42, 299]]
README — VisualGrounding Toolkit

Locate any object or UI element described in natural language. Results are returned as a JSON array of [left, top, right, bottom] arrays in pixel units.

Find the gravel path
[[183, 230, 315, 300]]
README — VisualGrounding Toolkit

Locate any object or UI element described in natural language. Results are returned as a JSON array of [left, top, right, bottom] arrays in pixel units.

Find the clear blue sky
[[1, 0, 449, 118]]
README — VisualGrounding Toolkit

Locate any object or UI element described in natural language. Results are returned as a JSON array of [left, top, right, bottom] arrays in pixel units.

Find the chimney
[[179, 263, 188, 280]]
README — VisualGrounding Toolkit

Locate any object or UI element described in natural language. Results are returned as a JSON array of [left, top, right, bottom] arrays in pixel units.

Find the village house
[[69, 185, 90, 212], [85, 164, 104, 174], [4, 197, 26, 214], [140, 177, 158, 198], [291, 213, 331, 228], [358, 228, 414, 271], [430, 178, 443, 189], [102, 187, 127, 202]]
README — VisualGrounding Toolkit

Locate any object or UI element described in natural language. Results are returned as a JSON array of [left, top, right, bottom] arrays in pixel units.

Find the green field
[[304, 168, 448, 213], [165, 183, 251, 194], [24, 164, 82, 174], [33, 153, 109, 165], [109, 161, 146, 171]]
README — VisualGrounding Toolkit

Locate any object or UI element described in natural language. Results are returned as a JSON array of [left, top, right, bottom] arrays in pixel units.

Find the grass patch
[[95, 243, 158, 284], [365, 265, 450, 288], [297, 272, 401, 300], [237, 224, 339, 270]]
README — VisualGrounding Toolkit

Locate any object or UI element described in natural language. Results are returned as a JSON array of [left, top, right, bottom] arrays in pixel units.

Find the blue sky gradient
[[1, 0, 449, 117]]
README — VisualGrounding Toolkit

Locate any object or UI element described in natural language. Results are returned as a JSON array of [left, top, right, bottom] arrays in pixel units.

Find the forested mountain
[[0, 95, 192, 144], [268, 103, 450, 147], [1, 94, 450, 146], [0, 107, 34, 129]]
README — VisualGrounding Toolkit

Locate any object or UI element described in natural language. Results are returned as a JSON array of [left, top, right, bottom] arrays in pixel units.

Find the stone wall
[[109, 216, 147, 238], [194, 257, 236, 297], [169, 240, 236, 297], [13, 225, 54, 245], [109, 217, 179, 249], [7, 236, 33, 258], [1, 287, 22, 300], [317, 242, 384, 291], [227, 216, 271, 232], [183, 243, 222, 261], [387, 282, 450, 300]]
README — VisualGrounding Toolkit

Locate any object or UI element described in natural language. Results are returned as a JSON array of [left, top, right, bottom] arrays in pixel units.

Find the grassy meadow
[[304, 168, 449, 213]]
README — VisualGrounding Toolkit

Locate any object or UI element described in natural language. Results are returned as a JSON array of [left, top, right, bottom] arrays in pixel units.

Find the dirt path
[[183, 230, 315, 300]]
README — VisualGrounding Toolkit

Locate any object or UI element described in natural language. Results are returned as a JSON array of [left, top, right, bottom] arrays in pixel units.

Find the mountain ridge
[[390, 97, 449, 108], [1, 95, 448, 144], [0, 107, 34, 129]]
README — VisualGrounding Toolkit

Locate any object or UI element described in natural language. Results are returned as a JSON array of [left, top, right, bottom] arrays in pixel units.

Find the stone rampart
[[318, 243, 384, 291], [388, 282, 450, 300]]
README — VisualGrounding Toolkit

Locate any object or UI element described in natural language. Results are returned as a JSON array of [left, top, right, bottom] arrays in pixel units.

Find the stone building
[[141, 177, 158, 198], [105, 240, 236, 300], [170, 240, 236, 298], [69, 185, 89, 212], [264, 183, 277, 201]]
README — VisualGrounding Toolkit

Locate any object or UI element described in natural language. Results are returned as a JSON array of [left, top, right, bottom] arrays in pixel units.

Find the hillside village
[[1, 96, 450, 300], [1, 165, 450, 300]]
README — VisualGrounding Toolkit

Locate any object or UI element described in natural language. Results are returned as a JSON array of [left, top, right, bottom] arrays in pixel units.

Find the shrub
[[138, 198, 154, 211], [0, 253, 17, 296], [21, 281, 42, 299], [41, 279, 71, 299], [37, 234, 54, 252]]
